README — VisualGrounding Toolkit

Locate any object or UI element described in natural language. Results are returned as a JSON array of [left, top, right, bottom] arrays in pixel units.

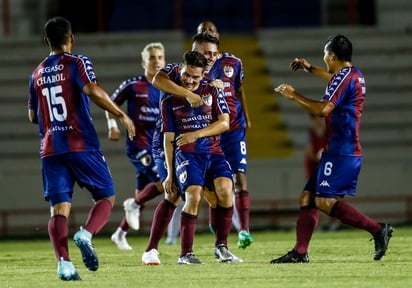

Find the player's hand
[[185, 91, 203, 108], [290, 58, 312, 72], [274, 83, 296, 100], [209, 79, 224, 90], [176, 132, 199, 146], [108, 127, 121, 141], [118, 114, 136, 140], [163, 176, 178, 195]]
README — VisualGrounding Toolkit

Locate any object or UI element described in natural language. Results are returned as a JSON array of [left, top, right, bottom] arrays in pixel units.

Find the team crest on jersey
[[202, 94, 213, 106], [179, 171, 187, 184], [223, 65, 234, 78]]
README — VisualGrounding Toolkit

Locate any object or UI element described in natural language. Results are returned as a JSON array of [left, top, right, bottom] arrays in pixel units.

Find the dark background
[[54, 0, 376, 34]]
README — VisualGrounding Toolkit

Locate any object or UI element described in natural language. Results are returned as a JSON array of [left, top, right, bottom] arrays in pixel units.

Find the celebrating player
[[28, 16, 135, 280], [107, 42, 166, 250], [271, 34, 393, 263], [197, 20, 254, 249], [161, 51, 234, 264]]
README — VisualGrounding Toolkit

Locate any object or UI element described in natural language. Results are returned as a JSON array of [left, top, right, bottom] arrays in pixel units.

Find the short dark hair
[[325, 34, 352, 62], [192, 32, 220, 48], [44, 16, 72, 48], [182, 50, 208, 69]]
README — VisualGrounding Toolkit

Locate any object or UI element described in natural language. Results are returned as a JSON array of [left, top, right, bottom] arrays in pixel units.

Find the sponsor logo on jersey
[[38, 64, 64, 75], [141, 106, 160, 114], [181, 114, 212, 122]]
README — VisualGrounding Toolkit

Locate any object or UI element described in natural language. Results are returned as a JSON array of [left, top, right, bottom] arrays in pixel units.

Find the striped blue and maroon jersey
[[208, 52, 245, 131], [161, 63, 181, 84], [111, 76, 161, 155], [28, 53, 100, 158], [161, 81, 229, 154], [152, 62, 181, 154], [322, 66, 365, 156]]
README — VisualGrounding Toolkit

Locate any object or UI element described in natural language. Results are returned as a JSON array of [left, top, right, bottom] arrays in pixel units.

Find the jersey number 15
[[42, 85, 67, 122]]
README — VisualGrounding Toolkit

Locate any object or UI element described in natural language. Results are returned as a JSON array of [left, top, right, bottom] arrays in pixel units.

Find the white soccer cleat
[[214, 246, 243, 263], [111, 231, 132, 250], [227, 250, 243, 263], [142, 249, 161, 265], [123, 198, 140, 230]]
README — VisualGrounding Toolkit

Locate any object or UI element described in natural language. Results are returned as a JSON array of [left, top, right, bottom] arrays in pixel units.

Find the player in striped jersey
[[271, 34, 393, 263], [142, 49, 240, 265], [107, 43, 166, 250], [161, 51, 234, 264], [197, 21, 254, 249], [28, 17, 135, 280]]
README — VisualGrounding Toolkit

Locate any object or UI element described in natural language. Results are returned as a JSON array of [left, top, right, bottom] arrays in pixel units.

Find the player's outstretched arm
[[152, 71, 203, 107], [83, 82, 135, 140], [290, 58, 333, 81], [274, 83, 335, 116]]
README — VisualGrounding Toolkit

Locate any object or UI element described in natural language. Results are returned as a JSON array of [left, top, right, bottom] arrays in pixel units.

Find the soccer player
[[162, 50, 234, 264], [27, 17, 135, 280], [140, 46, 213, 265], [142, 44, 241, 265], [196, 20, 220, 39], [271, 34, 393, 263], [107, 42, 166, 250], [198, 20, 254, 249]]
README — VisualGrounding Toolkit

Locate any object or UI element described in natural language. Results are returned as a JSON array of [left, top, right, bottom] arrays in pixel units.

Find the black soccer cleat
[[372, 223, 394, 261], [270, 249, 309, 264]]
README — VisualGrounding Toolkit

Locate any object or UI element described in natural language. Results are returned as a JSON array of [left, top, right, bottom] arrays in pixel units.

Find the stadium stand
[[257, 27, 412, 158]]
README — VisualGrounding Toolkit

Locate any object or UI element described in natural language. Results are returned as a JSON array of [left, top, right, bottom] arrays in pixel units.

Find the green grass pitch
[[1, 227, 411, 288]]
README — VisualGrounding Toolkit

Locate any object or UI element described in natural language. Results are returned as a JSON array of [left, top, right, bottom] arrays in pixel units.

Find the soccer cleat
[[270, 250, 309, 264], [111, 231, 132, 250], [142, 249, 161, 265], [214, 245, 243, 263], [237, 230, 254, 249], [228, 251, 244, 263], [73, 226, 99, 271], [178, 253, 204, 264], [57, 257, 81, 281], [372, 223, 394, 260], [214, 244, 233, 263], [123, 198, 141, 230]]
